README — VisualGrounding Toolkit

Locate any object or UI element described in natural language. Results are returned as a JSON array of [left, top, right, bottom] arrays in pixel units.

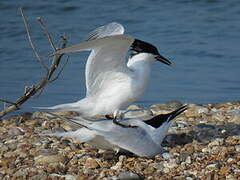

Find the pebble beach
[[0, 101, 240, 179]]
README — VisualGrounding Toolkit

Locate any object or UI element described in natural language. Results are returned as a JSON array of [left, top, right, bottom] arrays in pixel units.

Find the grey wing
[[85, 22, 125, 41], [50, 35, 134, 96], [49, 23, 133, 96], [91, 120, 161, 157], [84, 23, 130, 95], [85, 36, 133, 95], [103, 127, 161, 157]]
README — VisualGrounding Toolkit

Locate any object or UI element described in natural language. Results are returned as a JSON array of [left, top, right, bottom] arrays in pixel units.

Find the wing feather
[[85, 22, 124, 41], [50, 23, 134, 96]]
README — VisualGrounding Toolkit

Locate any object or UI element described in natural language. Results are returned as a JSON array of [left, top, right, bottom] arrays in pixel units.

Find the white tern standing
[[40, 22, 172, 126]]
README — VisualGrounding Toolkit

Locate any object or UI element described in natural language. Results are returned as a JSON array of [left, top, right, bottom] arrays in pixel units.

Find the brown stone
[[84, 158, 100, 169]]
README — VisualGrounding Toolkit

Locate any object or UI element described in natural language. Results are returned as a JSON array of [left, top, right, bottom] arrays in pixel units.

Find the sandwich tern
[[47, 105, 187, 157], [41, 22, 172, 126]]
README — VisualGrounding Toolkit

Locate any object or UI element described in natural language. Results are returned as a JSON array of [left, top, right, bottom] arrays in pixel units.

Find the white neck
[[127, 53, 155, 76], [127, 53, 155, 66], [126, 53, 154, 97]]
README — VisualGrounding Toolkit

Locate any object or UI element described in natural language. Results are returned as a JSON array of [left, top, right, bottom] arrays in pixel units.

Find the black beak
[[155, 55, 172, 66]]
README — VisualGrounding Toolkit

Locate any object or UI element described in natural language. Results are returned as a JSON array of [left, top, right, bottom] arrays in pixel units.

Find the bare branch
[[37, 17, 57, 51], [19, 7, 48, 71], [0, 10, 69, 118], [0, 98, 18, 106], [47, 35, 68, 79], [49, 55, 69, 82], [34, 86, 46, 98]]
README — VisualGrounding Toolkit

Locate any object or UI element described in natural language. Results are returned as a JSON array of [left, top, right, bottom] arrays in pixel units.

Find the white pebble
[[235, 145, 240, 152], [162, 152, 172, 160], [185, 156, 191, 164]]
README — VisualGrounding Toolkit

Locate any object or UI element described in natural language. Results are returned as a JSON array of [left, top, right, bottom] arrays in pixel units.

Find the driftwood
[[0, 8, 68, 118]]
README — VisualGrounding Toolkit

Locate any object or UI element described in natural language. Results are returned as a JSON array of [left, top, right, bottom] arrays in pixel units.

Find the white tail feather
[[34, 102, 80, 111], [43, 128, 96, 143], [33, 99, 95, 117]]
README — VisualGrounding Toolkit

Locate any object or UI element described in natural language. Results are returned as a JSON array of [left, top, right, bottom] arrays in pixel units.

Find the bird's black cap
[[130, 39, 172, 66]]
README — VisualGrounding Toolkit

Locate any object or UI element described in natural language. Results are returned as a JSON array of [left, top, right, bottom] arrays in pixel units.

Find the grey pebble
[[117, 171, 142, 180]]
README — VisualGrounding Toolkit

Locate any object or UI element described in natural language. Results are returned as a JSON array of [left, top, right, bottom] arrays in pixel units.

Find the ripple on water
[[0, 0, 240, 113]]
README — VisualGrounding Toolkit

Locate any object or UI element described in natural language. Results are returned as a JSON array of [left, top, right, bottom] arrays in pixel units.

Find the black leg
[[105, 114, 114, 119], [112, 117, 138, 128]]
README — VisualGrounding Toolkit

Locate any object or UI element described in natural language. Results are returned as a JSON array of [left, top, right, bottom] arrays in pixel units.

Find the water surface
[[0, 0, 240, 114]]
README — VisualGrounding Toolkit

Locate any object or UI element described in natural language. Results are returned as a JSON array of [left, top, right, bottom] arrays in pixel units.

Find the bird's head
[[130, 39, 172, 65]]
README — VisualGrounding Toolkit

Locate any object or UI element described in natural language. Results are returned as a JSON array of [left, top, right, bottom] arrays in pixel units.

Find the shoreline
[[0, 101, 240, 179]]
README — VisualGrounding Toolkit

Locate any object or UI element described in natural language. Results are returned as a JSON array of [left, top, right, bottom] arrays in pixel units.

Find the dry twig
[[0, 8, 68, 118], [19, 8, 49, 71], [37, 17, 57, 51]]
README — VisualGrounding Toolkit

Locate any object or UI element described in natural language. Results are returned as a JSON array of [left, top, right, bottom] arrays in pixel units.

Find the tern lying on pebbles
[[45, 105, 187, 157]]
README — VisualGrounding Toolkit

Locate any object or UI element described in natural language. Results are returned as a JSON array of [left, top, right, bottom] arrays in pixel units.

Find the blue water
[[0, 0, 240, 114]]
